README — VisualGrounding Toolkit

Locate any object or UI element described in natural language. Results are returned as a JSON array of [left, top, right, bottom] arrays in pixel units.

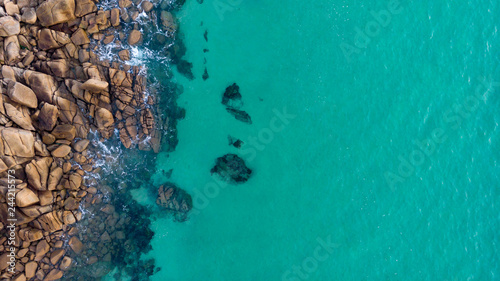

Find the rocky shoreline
[[0, 0, 188, 279]]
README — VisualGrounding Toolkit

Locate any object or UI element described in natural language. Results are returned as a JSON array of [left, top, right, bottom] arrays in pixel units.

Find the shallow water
[[129, 0, 499, 280]]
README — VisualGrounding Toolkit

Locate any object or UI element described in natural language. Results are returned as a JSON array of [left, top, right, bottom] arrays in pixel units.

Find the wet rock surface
[[211, 154, 252, 184]]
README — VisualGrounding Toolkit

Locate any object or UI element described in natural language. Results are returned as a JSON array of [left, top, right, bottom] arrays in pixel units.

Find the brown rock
[[119, 0, 132, 8], [21, 8, 37, 24], [39, 190, 54, 206], [81, 78, 108, 92], [7, 81, 38, 108], [20, 204, 52, 218], [60, 256, 72, 270], [0, 127, 35, 157], [71, 28, 90, 45], [68, 173, 82, 189], [50, 249, 65, 264], [95, 107, 114, 137], [103, 34, 114, 44], [72, 139, 89, 152], [141, 0, 154, 12], [23, 70, 58, 103], [68, 236, 83, 254], [96, 11, 107, 25], [35, 239, 49, 261], [25, 261, 37, 279], [87, 22, 99, 33], [4, 102, 35, 131], [44, 269, 63, 281], [0, 253, 10, 270], [4, 35, 20, 64], [38, 28, 71, 50], [110, 8, 120, 26], [156, 183, 193, 220], [118, 49, 130, 61], [39, 103, 59, 131], [35, 270, 45, 280], [25, 157, 53, 190], [78, 49, 90, 62], [45, 59, 70, 77], [47, 167, 63, 190], [16, 187, 39, 207], [51, 124, 76, 140], [161, 11, 177, 34], [62, 210, 76, 224], [51, 144, 71, 158], [0, 16, 20, 37], [32, 211, 63, 232], [36, 0, 76, 27], [128, 30, 142, 46], [19, 227, 43, 242], [87, 256, 98, 264], [12, 274, 26, 281], [75, 0, 97, 17], [5, 1, 20, 16]]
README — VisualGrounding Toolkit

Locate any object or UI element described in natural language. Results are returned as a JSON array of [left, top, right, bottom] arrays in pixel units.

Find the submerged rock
[[83, 261, 113, 278], [156, 183, 193, 221], [211, 154, 252, 184], [203, 67, 209, 80], [222, 83, 243, 109], [228, 135, 244, 148], [226, 108, 252, 124]]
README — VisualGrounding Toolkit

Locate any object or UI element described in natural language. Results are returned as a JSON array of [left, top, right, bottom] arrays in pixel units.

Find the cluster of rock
[[221, 83, 251, 124], [156, 182, 192, 222], [211, 154, 252, 184], [61, 182, 157, 280], [0, 0, 178, 279]]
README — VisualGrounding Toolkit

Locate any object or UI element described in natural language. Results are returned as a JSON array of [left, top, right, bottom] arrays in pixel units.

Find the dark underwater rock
[[156, 183, 193, 221], [203, 67, 209, 80], [211, 154, 252, 184], [84, 261, 114, 278], [226, 108, 252, 124], [176, 59, 194, 80], [228, 135, 244, 148], [222, 83, 243, 109]]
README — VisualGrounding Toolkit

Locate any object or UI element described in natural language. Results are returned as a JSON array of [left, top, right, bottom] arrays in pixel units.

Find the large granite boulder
[[0, 16, 20, 37], [36, 0, 76, 27], [211, 154, 252, 184], [38, 103, 59, 131], [74, 0, 97, 17], [0, 126, 35, 157], [128, 30, 142, 46], [7, 80, 38, 108]]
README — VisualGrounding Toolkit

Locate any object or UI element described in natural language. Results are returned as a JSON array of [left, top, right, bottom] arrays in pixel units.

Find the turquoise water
[[141, 1, 499, 280]]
